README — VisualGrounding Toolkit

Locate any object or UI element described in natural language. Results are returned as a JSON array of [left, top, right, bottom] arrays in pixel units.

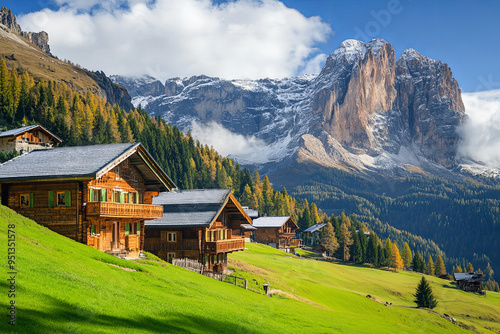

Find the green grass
[[230, 243, 500, 334], [0, 205, 498, 333]]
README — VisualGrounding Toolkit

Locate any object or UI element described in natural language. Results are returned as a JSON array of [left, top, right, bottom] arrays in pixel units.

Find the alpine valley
[[113, 39, 500, 274]]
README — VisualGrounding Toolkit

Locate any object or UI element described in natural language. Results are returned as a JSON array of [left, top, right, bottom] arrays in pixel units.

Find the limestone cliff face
[[311, 39, 465, 167], [395, 49, 465, 167], [0, 7, 51, 55], [114, 38, 466, 171], [313, 39, 397, 153]]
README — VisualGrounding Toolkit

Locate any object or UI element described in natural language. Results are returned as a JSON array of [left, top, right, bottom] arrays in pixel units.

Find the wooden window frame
[[115, 166, 121, 180], [167, 252, 175, 263], [167, 232, 177, 242], [20, 193, 33, 208], [56, 191, 66, 207]]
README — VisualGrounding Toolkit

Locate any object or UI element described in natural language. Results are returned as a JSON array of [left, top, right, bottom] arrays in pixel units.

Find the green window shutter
[[48, 191, 54, 208], [91, 224, 95, 235], [120, 192, 125, 204], [136, 223, 141, 235], [89, 189, 94, 202], [29, 193, 34, 208], [101, 189, 107, 202], [65, 191, 71, 207], [125, 223, 130, 235]]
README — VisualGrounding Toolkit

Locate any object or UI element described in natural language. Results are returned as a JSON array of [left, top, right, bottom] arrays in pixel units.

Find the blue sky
[[3, 0, 500, 92]]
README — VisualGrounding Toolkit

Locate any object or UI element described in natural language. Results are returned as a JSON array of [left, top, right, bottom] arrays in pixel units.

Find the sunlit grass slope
[[0, 204, 498, 333], [229, 243, 500, 334]]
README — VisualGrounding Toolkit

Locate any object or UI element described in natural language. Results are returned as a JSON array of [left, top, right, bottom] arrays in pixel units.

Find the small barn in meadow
[[252, 216, 300, 252], [453, 272, 484, 292], [0, 124, 62, 154], [144, 189, 253, 273]]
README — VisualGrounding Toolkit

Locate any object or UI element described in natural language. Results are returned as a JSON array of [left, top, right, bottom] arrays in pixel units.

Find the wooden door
[[112, 222, 119, 249]]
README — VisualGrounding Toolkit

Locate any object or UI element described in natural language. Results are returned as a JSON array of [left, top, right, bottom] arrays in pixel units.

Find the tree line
[[0, 60, 497, 291]]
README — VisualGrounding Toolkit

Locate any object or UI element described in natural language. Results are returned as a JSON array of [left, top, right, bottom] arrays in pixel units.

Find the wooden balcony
[[162, 239, 200, 252], [205, 238, 245, 253], [86, 202, 163, 219], [279, 232, 296, 239]]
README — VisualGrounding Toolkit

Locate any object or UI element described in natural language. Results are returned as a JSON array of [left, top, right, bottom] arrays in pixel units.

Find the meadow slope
[[0, 204, 498, 333]]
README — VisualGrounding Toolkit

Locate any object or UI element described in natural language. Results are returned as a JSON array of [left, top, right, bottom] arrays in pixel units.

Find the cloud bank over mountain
[[460, 89, 500, 168], [19, 0, 331, 80]]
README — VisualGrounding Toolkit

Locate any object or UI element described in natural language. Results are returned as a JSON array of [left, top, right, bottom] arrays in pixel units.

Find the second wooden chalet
[[0, 124, 62, 154], [144, 189, 252, 273], [302, 223, 327, 247], [0, 143, 175, 258], [252, 216, 300, 252], [453, 272, 484, 292]]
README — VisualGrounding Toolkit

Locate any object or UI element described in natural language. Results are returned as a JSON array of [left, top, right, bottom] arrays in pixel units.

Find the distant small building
[[0, 124, 62, 154], [144, 189, 252, 273], [242, 206, 259, 220], [302, 223, 327, 247], [453, 272, 484, 292], [252, 216, 300, 252]]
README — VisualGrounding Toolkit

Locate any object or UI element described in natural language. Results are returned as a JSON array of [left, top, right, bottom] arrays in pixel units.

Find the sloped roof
[[243, 207, 259, 219], [252, 216, 298, 229], [241, 223, 257, 230], [0, 143, 175, 191], [146, 189, 252, 228], [453, 272, 484, 281], [0, 124, 62, 143], [303, 223, 327, 233]]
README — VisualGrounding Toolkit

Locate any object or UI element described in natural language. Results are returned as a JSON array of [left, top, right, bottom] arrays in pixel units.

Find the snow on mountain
[[113, 38, 491, 177]]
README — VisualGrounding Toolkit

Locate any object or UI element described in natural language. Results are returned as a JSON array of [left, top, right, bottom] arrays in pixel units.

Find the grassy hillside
[[229, 244, 500, 333], [1, 205, 499, 333]]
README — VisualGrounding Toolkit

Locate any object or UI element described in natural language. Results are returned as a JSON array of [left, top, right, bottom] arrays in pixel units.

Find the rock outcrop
[[114, 38, 466, 171], [0, 7, 52, 55]]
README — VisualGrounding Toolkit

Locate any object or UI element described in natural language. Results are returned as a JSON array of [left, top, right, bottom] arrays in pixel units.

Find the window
[[89, 188, 102, 202], [168, 232, 177, 242], [115, 166, 121, 180], [20, 193, 33, 208], [90, 224, 98, 236], [130, 192, 137, 204], [49, 191, 71, 208], [167, 253, 175, 263]]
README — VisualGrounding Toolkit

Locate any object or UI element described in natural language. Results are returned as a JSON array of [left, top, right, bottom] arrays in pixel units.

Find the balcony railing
[[205, 238, 245, 253], [279, 232, 296, 239], [86, 202, 163, 219], [162, 239, 200, 252]]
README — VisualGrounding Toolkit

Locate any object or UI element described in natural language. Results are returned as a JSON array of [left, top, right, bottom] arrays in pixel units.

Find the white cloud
[[190, 121, 271, 164], [459, 89, 500, 168], [19, 0, 332, 80]]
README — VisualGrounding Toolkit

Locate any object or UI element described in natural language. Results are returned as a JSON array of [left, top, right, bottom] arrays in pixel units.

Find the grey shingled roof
[[0, 143, 175, 191], [252, 216, 291, 228], [0, 124, 62, 142], [146, 189, 232, 228], [243, 207, 259, 219], [453, 272, 483, 281], [0, 143, 138, 181], [303, 223, 327, 233], [241, 223, 257, 230]]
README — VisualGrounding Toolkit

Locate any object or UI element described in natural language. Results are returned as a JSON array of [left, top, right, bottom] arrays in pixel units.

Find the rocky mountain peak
[[0, 6, 51, 55], [114, 38, 466, 173]]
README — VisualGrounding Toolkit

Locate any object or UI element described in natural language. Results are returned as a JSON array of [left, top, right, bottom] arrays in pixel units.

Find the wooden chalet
[[302, 222, 327, 247], [0, 124, 62, 154], [252, 216, 300, 252], [144, 189, 252, 273], [453, 272, 484, 292], [0, 143, 175, 258]]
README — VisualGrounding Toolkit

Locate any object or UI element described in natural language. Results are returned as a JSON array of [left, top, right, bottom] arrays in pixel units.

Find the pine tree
[[425, 255, 435, 275], [351, 231, 363, 264], [366, 232, 378, 265], [414, 276, 438, 309], [412, 252, 425, 273], [392, 243, 404, 271], [320, 222, 339, 257], [401, 242, 412, 269], [435, 255, 447, 277], [339, 223, 353, 262], [384, 238, 394, 268]]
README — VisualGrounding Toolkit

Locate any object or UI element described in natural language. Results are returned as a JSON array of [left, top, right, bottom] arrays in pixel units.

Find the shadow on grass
[[2, 290, 261, 334]]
